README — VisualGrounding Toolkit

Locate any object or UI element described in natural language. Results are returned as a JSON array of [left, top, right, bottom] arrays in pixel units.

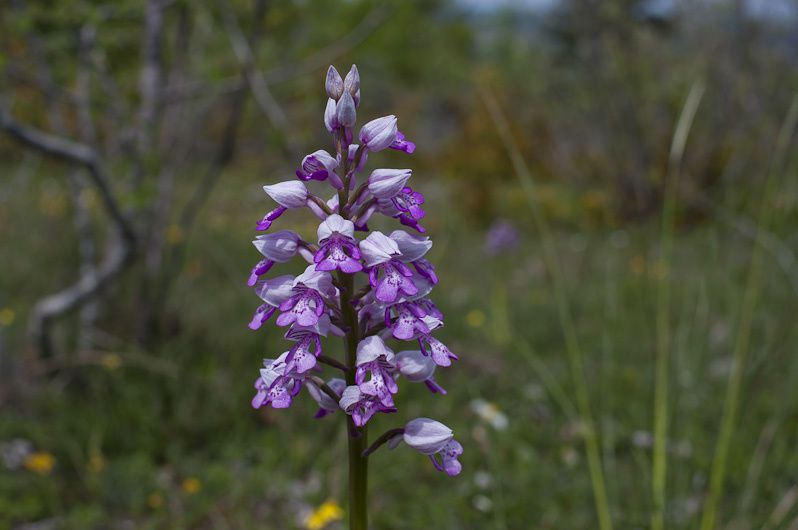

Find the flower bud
[[367, 168, 412, 200], [325, 65, 344, 100], [403, 418, 453, 455], [359, 231, 401, 267], [253, 230, 300, 262], [343, 64, 360, 106], [336, 91, 357, 128], [359, 115, 397, 152], [263, 181, 309, 209]]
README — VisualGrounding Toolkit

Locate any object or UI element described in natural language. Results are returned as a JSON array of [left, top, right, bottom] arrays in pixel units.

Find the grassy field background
[[2, 1, 798, 529]]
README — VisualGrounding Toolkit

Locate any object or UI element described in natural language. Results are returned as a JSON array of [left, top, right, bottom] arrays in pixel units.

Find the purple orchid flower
[[275, 266, 336, 328], [247, 230, 303, 286], [395, 350, 446, 394], [402, 418, 462, 476], [360, 232, 420, 304], [283, 314, 344, 374], [389, 130, 416, 153], [339, 385, 397, 427], [355, 336, 398, 407], [249, 275, 295, 330], [257, 181, 310, 231], [252, 352, 304, 409], [359, 115, 397, 152], [296, 150, 343, 189], [418, 333, 458, 367], [314, 214, 363, 273]]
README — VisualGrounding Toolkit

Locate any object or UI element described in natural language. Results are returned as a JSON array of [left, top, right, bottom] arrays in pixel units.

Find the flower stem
[[338, 269, 369, 530]]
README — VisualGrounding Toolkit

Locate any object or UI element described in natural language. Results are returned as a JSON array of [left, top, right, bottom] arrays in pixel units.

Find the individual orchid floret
[[252, 353, 303, 409], [367, 168, 412, 201], [284, 313, 346, 373], [249, 274, 295, 330], [325, 66, 344, 100], [284, 330, 322, 374], [360, 232, 418, 303], [402, 418, 462, 476], [418, 333, 458, 367], [258, 181, 310, 231], [395, 350, 446, 394], [385, 302, 432, 340], [391, 186, 426, 221], [412, 258, 438, 284], [389, 130, 416, 154], [359, 231, 401, 267], [275, 266, 336, 328], [315, 214, 362, 273], [343, 64, 360, 107], [368, 261, 419, 304], [339, 385, 396, 427], [355, 336, 398, 407], [296, 150, 343, 189], [359, 115, 397, 152], [247, 231, 302, 286], [308, 377, 346, 418], [389, 230, 432, 262]]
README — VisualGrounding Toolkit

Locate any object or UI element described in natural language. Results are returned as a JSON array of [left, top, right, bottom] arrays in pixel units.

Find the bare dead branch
[[28, 233, 133, 357], [220, 0, 301, 159], [137, 0, 167, 153], [0, 108, 137, 246]]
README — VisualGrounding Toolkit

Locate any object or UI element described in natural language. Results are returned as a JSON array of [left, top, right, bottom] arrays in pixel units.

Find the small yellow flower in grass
[[24, 451, 55, 475], [0, 307, 15, 326], [148, 492, 164, 509], [100, 353, 122, 370], [181, 477, 201, 495], [304, 499, 344, 530], [465, 309, 486, 329]]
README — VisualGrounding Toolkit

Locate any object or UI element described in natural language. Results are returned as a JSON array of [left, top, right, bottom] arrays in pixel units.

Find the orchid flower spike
[[246, 62, 462, 530]]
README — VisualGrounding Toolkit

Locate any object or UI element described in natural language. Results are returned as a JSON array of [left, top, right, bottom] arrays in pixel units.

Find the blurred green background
[[2, 0, 798, 528]]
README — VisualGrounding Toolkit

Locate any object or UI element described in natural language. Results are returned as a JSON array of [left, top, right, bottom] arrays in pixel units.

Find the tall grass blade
[[699, 94, 798, 530], [479, 83, 614, 530], [652, 81, 705, 530]]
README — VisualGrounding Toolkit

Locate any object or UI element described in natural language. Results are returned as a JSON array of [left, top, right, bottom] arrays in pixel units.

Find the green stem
[[339, 264, 368, 530]]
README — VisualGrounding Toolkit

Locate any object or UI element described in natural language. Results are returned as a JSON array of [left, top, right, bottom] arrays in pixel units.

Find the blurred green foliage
[[2, 0, 798, 528]]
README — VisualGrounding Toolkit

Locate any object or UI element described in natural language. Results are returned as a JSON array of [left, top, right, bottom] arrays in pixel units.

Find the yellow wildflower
[[0, 307, 15, 326], [24, 451, 55, 475], [181, 477, 201, 495], [305, 499, 344, 530], [100, 353, 122, 370]]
